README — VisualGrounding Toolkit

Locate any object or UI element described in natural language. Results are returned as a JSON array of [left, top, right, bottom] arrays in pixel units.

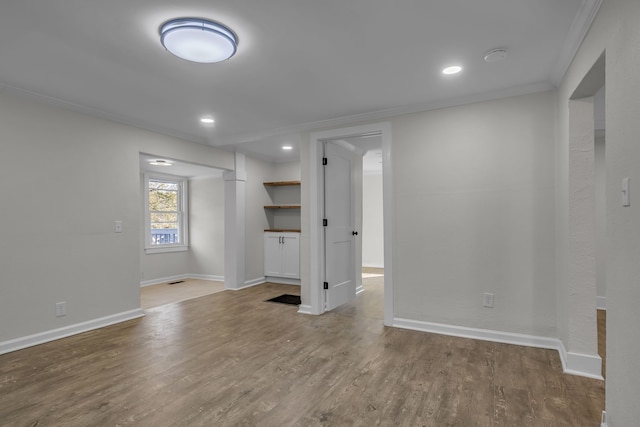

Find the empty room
[[1, 1, 640, 426]]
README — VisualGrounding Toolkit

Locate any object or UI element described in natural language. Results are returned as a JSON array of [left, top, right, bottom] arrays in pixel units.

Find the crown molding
[[550, 0, 604, 86], [0, 82, 208, 145], [213, 81, 554, 146], [2, 78, 553, 151]]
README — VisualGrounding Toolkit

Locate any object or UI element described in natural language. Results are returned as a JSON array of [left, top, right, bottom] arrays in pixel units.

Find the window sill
[[145, 245, 188, 254]]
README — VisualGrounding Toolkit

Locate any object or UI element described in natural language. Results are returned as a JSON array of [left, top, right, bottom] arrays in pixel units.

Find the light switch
[[115, 220, 123, 233], [622, 177, 630, 207]]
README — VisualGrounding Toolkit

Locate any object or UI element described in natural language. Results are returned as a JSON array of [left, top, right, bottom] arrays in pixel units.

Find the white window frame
[[144, 173, 189, 254]]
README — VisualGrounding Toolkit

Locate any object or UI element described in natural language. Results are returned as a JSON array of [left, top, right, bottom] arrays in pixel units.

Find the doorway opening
[[567, 51, 606, 380], [139, 153, 226, 309], [307, 122, 393, 325]]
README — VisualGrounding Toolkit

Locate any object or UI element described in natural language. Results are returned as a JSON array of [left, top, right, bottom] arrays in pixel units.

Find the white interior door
[[324, 142, 356, 310]]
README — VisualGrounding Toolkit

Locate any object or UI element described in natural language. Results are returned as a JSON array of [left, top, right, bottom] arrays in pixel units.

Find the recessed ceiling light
[[442, 65, 463, 75], [200, 117, 215, 124], [159, 18, 238, 63], [148, 159, 172, 166], [484, 49, 508, 63], [282, 145, 293, 150]]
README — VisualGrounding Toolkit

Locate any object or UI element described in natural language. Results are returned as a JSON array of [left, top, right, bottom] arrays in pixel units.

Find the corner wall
[[556, 0, 640, 423]]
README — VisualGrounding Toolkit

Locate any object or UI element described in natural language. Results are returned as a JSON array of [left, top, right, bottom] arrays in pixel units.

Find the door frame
[[307, 122, 393, 325]]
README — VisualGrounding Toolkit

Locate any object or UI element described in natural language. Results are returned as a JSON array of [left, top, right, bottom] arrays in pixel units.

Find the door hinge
[[323, 282, 329, 290], [322, 157, 327, 165], [323, 219, 328, 226]]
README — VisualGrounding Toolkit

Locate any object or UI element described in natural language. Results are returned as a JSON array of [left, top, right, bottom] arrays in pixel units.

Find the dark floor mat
[[266, 294, 301, 305]]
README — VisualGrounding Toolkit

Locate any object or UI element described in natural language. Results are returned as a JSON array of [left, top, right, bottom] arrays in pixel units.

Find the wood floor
[[141, 279, 226, 310], [0, 276, 605, 426]]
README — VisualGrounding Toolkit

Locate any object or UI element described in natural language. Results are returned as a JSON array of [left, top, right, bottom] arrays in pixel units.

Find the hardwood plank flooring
[[141, 279, 226, 310], [0, 279, 604, 426]]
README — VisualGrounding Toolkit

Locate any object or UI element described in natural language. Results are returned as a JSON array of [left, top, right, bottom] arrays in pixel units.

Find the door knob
[[352, 231, 358, 236]]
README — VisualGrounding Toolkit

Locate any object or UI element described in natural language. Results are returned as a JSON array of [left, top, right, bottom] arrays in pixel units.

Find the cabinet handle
[[279, 236, 282, 244]]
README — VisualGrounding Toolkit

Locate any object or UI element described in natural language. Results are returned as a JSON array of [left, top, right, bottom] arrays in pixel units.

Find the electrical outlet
[[114, 220, 123, 233], [55, 301, 67, 317], [483, 293, 494, 308]]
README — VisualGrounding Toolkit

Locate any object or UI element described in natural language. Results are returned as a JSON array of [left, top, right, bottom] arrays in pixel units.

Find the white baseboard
[[264, 276, 301, 285], [356, 285, 365, 294], [190, 274, 224, 282], [242, 277, 266, 288], [596, 296, 607, 310], [392, 317, 603, 380], [223, 277, 266, 291], [297, 304, 313, 315], [0, 309, 145, 356], [363, 264, 384, 269], [558, 343, 604, 380], [140, 274, 224, 287]]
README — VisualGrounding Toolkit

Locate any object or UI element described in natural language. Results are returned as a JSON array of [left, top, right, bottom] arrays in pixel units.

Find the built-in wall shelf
[[264, 205, 301, 209], [263, 181, 301, 187], [263, 179, 301, 244], [264, 179, 301, 283]]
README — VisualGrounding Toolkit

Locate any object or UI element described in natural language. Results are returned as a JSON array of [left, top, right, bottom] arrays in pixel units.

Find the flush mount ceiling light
[[148, 159, 173, 166], [282, 145, 293, 151], [160, 18, 238, 63], [442, 65, 463, 75], [200, 117, 215, 124]]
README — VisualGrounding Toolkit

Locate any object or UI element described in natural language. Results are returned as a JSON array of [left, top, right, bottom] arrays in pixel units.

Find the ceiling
[[140, 153, 223, 178], [0, 1, 599, 163]]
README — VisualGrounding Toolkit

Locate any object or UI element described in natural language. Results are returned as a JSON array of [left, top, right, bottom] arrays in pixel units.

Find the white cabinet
[[264, 232, 300, 279]]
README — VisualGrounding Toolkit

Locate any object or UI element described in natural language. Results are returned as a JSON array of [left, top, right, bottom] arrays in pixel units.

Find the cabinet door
[[264, 233, 283, 277], [280, 233, 300, 279]]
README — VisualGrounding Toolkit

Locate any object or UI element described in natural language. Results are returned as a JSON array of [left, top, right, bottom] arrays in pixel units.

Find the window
[[145, 174, 188, 253]]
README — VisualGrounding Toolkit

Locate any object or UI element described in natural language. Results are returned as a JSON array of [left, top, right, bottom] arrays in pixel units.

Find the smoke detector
[[484, 49, 508, 63]]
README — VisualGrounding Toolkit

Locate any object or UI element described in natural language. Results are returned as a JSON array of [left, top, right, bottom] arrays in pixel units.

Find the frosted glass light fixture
[[160, 18, 238, 63]]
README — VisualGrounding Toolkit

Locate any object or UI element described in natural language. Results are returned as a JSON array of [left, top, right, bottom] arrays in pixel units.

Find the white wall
[[270, 161, 301, 182], [244, 156, 276, 284], [595, 135, 606, 302], [0, 90, 233, 346], [362, 174, 384, 268], [594, 85, 606, 304], [557, 0, 640, 423], [391, 91, 557, 336], [189, 176, 225, 277]]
